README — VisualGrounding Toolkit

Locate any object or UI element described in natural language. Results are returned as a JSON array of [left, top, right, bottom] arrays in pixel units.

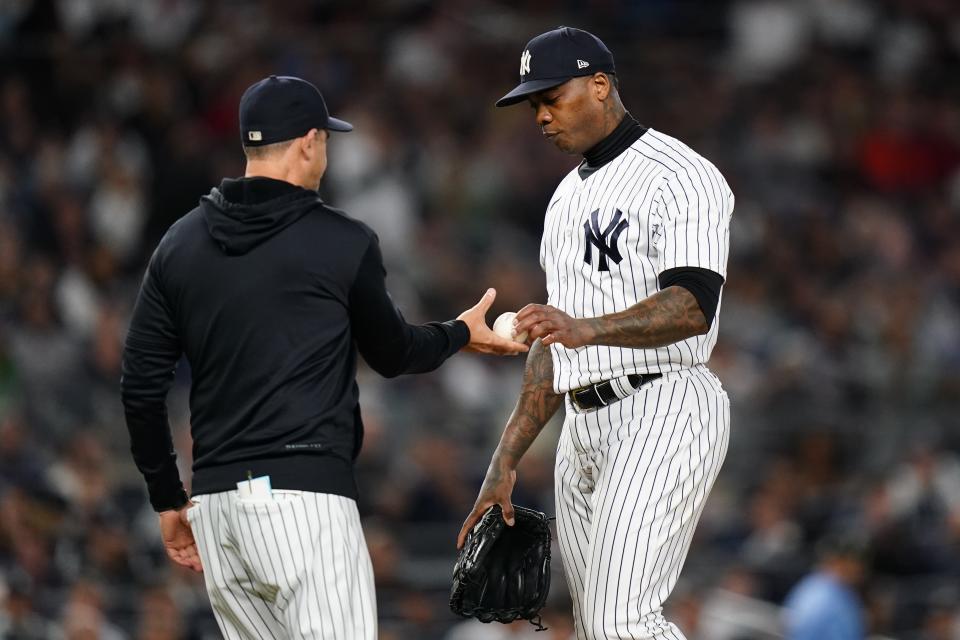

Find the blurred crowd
[[1, 0, 960, 638]]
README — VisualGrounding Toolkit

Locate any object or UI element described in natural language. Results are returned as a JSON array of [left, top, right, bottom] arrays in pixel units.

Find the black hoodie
[[121, 177, 469, 511]]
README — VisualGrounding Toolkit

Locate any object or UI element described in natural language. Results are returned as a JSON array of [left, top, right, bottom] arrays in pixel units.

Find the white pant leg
[[285, 493, 377, 640], [554, 423, 597, 639], [188, 492, 287, 639], [188, 491, 377, 640], [562, 368, 730, 640]]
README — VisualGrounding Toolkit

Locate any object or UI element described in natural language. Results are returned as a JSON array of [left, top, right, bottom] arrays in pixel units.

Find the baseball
[[493, 311, 528, 343]]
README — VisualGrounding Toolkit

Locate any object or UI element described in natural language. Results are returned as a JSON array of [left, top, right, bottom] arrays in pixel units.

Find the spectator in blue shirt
[[783, 533, 867, 640]]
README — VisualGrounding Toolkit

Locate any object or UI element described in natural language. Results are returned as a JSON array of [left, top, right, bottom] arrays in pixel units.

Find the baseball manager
[[121, 75, 526, 639]]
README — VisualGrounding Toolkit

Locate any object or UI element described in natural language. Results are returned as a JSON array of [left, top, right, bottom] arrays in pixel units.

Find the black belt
[[569, 373, 662, 411]]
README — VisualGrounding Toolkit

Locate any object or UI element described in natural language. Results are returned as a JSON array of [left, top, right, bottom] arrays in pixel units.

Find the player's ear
[[593, 72, 611, 101], [300, 128, 319, 159]]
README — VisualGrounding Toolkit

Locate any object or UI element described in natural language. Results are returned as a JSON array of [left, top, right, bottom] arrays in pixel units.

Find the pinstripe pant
[[186, 490, 377, 639], [554, 365, 730, 640]]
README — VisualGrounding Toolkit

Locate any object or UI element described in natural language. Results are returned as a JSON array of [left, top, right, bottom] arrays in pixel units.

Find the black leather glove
[[450, 505, 551, 629]]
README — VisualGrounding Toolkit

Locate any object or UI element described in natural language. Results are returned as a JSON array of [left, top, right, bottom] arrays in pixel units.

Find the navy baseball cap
[[496, 27, 616, 107], [239, 75, 353, 146]]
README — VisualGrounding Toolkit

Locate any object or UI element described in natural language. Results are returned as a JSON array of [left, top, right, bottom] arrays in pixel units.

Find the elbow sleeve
[[658, 267, 725, 328]]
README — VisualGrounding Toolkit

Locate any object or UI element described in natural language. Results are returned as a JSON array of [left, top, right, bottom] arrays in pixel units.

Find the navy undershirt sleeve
[[658, 267, 725, 328]]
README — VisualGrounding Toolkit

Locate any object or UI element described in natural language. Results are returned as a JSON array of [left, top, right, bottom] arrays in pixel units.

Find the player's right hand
[[457, 462, 517, 549], [159, 504, 203, 572], [458, 288, 529, 355]]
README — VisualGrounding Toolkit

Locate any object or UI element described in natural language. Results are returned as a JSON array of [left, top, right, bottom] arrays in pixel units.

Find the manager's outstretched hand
[[159, 506, 203, 573], [458, 288, 529, 355]]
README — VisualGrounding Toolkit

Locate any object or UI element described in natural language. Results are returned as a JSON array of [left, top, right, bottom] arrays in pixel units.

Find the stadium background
[[2, 0, 960, 638]]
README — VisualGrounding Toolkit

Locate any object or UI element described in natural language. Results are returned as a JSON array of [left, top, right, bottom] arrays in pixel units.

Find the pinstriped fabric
[[555, 433, 596, 638], [540, 129, 734, 394], [553, 366, 730, 639], [187, 494, 282, 638], [188, 491, 377, 639]]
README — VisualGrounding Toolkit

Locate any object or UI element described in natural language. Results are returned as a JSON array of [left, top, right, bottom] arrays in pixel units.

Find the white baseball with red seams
[[493, 311, 529, 343]]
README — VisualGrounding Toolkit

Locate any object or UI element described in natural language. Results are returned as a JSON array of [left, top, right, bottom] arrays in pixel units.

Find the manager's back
[[119, 74, 526, 639]]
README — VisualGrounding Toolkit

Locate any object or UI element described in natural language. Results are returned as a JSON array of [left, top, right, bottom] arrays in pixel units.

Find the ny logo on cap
[[520, 49, 531, 76], [577, 59, 590, 69]]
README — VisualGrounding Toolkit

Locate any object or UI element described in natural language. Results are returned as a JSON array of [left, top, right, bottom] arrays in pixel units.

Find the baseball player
[[459, 28, 734, 639], [120, 75, 526, 639]]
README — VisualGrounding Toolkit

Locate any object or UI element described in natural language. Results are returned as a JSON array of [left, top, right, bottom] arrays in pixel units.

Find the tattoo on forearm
[[490, 339, 564, 471], [585, 286, 708, 349]]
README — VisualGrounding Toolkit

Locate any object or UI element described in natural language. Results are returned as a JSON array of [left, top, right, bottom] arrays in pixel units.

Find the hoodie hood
[[201, 177, 323, 255]]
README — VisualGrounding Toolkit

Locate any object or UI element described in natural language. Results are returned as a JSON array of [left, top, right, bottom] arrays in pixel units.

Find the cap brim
[[326, 116, 353, 132], [495, 77, 570, 107]]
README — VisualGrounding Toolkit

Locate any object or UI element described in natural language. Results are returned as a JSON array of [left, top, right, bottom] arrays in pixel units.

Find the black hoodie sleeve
[[348, 238, 469, 378], [120, 252, 189, 512]]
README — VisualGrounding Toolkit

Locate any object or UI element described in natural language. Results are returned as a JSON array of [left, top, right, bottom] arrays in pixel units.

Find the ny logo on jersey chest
[[583, 209, 629, 272]]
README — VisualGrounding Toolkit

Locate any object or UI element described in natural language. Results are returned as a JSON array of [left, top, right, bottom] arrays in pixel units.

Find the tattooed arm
[[488, 338, 563, 467], [457, 339, 563, 547], [512, 286, 708, 350], [584, 286, 708, 348]]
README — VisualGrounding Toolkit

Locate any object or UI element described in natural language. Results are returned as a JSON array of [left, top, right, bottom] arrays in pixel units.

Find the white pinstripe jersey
[[540, 128, 734, 393]]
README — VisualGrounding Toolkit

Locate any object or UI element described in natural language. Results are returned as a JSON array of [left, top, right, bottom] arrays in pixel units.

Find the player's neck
[[582, 113, 647, 169], [244, 162, 319, 191]]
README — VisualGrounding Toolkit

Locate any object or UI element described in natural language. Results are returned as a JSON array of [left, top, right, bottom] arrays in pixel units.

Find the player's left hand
[[514, 304, 594, 348], [458, 462, 517, 550], [159, 504, 203, 573]]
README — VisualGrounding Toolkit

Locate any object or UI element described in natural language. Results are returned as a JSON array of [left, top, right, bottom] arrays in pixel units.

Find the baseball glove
[[450, 505, 551, 630]]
